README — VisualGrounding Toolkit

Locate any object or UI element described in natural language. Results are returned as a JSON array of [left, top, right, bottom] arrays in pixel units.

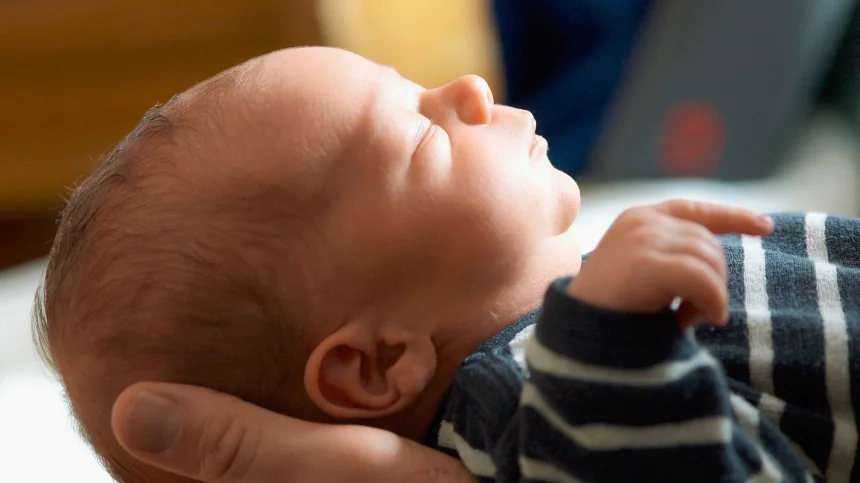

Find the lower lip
[[530, 135, 547, 158]]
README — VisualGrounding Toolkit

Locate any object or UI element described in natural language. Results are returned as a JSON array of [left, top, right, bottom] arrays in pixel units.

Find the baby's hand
[[567, 200, 773, 328]]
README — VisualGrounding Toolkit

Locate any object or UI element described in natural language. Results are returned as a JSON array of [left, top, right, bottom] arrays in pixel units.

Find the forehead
[[183, 48, 425, 196], [263, 48, 411, 146], [264, 48, 424, 162]]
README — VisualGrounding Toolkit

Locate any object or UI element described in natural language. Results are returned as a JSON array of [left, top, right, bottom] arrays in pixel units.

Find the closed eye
[[415, 122, 437, 154], [414, 116, 431, 148]]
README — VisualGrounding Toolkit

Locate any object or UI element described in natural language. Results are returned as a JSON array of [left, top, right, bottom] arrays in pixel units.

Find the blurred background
[[2, 1, 860, 480]]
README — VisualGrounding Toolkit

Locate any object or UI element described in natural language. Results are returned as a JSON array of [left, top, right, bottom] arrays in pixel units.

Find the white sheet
[[0, 261, 113, 482]]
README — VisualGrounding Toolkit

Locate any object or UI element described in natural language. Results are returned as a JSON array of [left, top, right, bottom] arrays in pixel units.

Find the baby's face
[[182, 46, 582, 333], [314, 50, 581, 314]]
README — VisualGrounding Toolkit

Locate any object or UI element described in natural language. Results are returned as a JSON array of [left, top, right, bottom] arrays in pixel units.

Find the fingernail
[[762, 215, 775, 229], [122, 391, 182, 454]]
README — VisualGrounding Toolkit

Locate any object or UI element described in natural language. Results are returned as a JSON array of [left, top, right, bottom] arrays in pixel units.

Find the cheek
[[550, 168, 581, 235], [432, 175, 544, 278], [429, 140, 552, 261]]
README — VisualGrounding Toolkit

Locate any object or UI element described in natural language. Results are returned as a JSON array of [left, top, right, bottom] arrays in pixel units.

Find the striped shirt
[[427, 213, 860, 482]]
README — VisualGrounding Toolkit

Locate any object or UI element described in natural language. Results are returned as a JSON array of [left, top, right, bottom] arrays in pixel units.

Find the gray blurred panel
[[587, 0, 857, 181]]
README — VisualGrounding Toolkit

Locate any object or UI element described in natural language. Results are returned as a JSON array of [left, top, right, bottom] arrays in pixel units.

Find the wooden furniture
[[0, 0, 501, 269], [0, 0, 320, 215]]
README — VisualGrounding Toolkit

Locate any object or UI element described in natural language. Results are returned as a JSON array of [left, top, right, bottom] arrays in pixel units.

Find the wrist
[[542, 278, 685, 368]]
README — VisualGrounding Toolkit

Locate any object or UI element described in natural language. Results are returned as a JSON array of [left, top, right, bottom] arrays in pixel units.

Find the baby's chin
[[552, 168, 581, 237]]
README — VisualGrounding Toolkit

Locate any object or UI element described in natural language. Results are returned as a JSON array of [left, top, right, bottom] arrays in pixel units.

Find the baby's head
[[34, 47, 581, 482]]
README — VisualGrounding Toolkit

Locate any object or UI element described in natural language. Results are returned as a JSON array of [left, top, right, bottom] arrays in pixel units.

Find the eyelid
[[414, 117, 435, 152]]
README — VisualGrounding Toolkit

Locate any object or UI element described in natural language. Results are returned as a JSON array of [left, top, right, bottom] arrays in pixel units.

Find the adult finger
[[112, 382, 476, 483], [658, 200, 773, 236]]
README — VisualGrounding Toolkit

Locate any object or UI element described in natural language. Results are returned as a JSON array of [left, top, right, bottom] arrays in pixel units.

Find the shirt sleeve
[[441, 277, 816, 482], [512, 278, 812, 482]]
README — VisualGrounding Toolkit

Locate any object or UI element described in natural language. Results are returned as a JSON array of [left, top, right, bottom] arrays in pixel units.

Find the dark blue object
[[492, 0, 651, 175]]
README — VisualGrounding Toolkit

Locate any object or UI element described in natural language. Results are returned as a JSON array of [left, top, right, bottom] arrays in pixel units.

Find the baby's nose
[[423, 75, 494, 125]]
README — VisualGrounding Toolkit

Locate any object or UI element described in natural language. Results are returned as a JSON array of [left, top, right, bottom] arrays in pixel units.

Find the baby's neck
[[387, 298, 544, 441], [381, 249, 580, 440]]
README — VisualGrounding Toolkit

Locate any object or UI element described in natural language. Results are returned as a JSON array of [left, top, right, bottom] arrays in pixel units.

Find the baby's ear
[[304, 323, 437, 419]]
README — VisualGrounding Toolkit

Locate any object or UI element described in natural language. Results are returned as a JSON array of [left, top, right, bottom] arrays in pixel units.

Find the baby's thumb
[[112, 382, 267, 483]]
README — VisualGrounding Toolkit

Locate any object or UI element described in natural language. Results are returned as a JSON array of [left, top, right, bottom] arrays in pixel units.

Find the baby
[[34, 47, 860, 483]]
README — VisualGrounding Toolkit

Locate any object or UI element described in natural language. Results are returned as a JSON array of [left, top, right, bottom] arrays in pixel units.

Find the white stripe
[[526, 337, 718, 387], [519, 456, 585, 483], [731, 394, 762, 438], [805, 213, 830, 262], [437, 420, 456, 450], [509, 324, 535, 371], [758, 390, 815, 476], [745, 459, 784, 483], [742, 235, 775, 395], [733, 395, 820, 479], [806, 212, 857, 483], [520, 383, 732, 449], [436, 421, 496, 477], [757, 392, 786, 428], [731, 395, 784, 483]]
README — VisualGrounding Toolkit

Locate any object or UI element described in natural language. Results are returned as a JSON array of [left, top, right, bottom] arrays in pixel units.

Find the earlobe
[[304, 323, 437, 420]]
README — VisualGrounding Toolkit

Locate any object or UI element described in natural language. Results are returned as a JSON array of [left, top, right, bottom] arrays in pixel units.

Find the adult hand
[[112, 382, 476, 483], [568, 199, 774, 328]]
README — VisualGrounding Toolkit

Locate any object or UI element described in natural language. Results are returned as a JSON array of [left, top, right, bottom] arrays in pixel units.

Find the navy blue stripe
[[519, 407, 764, 482], [727, 379, 762, 407], [758, 412, 811, 480], [825, 215, 860, 481], [451, 354, 525, 449], [539, 279, 688, 369], [824, 216, 860, 267], [698, 235, 752, 385], [778, 404, 833, 474], [762, 216, 833, 474], [528, 367, 730, 426], [491, 416, 521, 483], [765, 213, 809, 252], [760, 216, 832, 471], [845, 267, 860, 483]]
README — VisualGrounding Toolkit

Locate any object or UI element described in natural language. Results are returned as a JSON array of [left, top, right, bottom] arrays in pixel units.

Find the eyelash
[[415, 118, 436, 153]]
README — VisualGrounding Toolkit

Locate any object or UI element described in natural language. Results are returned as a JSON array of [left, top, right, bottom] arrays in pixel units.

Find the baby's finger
[[676, 300, 710, 329], [672, 221, 727, 280], [658, 200, 773, 236], [663, 255, 729, 324]]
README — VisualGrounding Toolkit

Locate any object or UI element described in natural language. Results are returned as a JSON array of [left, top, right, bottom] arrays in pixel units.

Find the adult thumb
[[112, 382, 267, 482], [111, 381, 476, 483]]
